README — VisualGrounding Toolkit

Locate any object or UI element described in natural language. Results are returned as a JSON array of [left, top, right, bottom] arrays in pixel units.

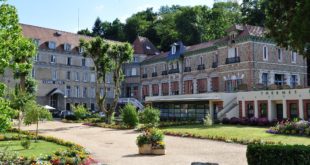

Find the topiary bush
[[121, 104, 139, 128], [203, 113, 213, 127], [247, 144, 310, 165], [21, 139, 31, 149], [139, 106, 160, 128]]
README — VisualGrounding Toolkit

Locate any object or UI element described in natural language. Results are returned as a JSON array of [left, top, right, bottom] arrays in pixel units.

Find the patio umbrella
[[43, 105, 56, 110]]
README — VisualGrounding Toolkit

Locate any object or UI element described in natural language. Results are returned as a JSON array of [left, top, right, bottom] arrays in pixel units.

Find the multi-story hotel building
[[0, 24, 114, 111], [134, 25, 309, 121]]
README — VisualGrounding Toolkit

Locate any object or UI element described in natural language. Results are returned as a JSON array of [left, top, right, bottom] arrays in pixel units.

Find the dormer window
[[79, 47, 84, 54], [48, 41, 56, 50], [171, 45, 176, 55], [200, 56, 203, 65], [291, 51, 297, 63], [64, 43, 71, 52], [33, 39, 40, 47]]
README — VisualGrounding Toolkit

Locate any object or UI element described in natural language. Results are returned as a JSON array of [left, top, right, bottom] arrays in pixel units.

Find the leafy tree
[[109, 43, 133, 124], [72, 104, 90, 120], [264, 0, 310, 56], [0, 98, 14, 133], [23, 101, 52, 141], [102, 19, 126, 41], [77, 28, 92, 36], [80, 37, 113, 121], [121, 104, 139, 128], [241, 0, 266, 26]]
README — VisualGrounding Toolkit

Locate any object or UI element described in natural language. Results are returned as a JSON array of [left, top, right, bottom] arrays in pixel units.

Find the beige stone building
[[0, 24, 114, 111]]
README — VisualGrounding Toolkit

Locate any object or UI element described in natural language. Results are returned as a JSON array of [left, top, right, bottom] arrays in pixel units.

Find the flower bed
[[83, 122, 130, 130], [267, 120, 310, 136], [0, 128, 95, 165], [163, 131, 280, 145], [222, 117, 274, 126]]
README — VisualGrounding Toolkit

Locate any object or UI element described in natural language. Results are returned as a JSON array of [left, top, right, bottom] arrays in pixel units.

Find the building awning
[[145, 93, 232, 102], [46, 88, 65, 96]]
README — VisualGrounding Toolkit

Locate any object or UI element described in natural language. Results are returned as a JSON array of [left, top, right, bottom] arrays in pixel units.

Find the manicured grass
[[161, 124, 310, 145], [0, 140, 68, 157]]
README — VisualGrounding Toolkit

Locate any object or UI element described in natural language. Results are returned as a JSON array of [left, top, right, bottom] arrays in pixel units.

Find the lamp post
[[64, 95, 67, 111]]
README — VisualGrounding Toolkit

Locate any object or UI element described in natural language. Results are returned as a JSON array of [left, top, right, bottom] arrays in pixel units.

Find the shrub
[[72, 105, 90, 120], [136, 128, 164, 148], [267, 120, 310, 136], [203, 113, 213, 127], [136, 132, 151, 147], [139, 107, 160, 128], [247, 144, 310, 165], [229, 117, 240, 124], [65, 115, 77, 121], [221, 118, 230, 124], [121, 104, 139, 128], [21, 139, 31, 149]]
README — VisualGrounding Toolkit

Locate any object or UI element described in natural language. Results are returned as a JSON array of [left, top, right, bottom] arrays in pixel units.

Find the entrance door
[[126, 87, 131, 97], [276, 104, 283, 120], [213, 104, 218, 120], [50, 94, 58, 109]]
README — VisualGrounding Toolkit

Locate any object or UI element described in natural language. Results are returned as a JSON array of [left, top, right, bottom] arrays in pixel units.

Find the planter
[[138, 144, 152, 154], [152, 148, 166, 155]]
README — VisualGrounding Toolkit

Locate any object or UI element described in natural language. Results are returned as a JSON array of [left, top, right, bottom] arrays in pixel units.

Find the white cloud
[[95, 5, 104, 12]]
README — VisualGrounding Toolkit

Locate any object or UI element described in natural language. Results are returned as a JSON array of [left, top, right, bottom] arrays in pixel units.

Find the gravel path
[[21, 121, 247, 165]]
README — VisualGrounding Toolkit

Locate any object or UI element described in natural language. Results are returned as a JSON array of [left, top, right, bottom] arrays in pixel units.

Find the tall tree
[[80, 37, 113, 121], [264, 0, 310, 57], [109, 43, 133, 124], [241, 0, 266, 26], [102, 19, 126, 41], [92, 17, 104, 38]]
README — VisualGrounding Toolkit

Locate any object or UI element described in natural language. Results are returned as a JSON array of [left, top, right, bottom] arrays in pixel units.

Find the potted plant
[[136, 131, 152, 154], [151, 141, 165, 155]]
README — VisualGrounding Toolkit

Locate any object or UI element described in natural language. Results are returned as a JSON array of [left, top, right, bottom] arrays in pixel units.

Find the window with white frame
[[199, 56, 203, 65], [82, 87, 87, 98], [263, 46, 268, 61], [75, 86, 80, 98], [100, 88, 104, 97], [48, 41, 56, 49], [262, 73, 268, 87], [64, 43, 71, 52], [83, 72, 88, 82], [52, 70, 57, 80], [133, 56, 139, 62], [79, 47, 84, 54], [143, 67, 147, 74], [228, 47, 238, 58], [75, 72, 79, 81], [153, 65, 157, 73], [66, 86, 71, 97], [67, 57, 71, 66], [50, 55, 56, 63], [132, 68, 137, 76], [91, 87, 95, 98], [290, 75, 298, 88], [31, 68, 35, 78], [34, 53, 39, 62], [185, 58, 191, 67], [171, 46, 176, 54], [66, 71, 71, 80], [291, 51, 297, 63], [277, 48, 282, 62], [106, 74, 111, 83], [90, 73, 96, 82], [33, 39, 40, 47], [82, 58, 86, 66]]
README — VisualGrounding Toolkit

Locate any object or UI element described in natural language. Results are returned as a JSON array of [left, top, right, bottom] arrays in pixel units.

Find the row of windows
[[263, 47, 297, 63], [39, 39, 84, 53], [261, 73, 298, 87], [65, 86, 111, 98], [34, 54, 87, 67]]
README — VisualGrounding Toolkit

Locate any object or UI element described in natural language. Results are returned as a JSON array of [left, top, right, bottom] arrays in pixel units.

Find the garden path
[[21, 121, 247, 165]]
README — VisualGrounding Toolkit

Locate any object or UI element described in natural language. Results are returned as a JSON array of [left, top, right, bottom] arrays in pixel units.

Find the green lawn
[[0, 140, 68, 157], [161, 124, 310, 145]]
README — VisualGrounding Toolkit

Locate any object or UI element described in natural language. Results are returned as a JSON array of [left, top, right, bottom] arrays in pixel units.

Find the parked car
[[59, 110, 73, 118]]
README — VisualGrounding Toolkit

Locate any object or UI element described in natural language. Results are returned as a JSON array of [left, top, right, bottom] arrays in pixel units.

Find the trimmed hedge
[[247, 144, 310, 165]]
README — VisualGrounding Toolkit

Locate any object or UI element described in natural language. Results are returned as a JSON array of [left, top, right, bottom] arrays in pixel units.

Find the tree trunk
[[35, 120, 38, 142], [18, 111, 22, 137], [110, 66, 122, 124]]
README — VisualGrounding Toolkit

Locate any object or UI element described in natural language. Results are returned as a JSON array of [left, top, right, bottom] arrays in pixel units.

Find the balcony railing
[[197, 64, 205, 70], [142, 74, 148, 78], [168, 68, 179, 74], [184, 67, 191, 72], [212, 62, 218, 68], [225, 56, 240, 64], [162, 70, 168, 75], [152, 72, 158, 77]]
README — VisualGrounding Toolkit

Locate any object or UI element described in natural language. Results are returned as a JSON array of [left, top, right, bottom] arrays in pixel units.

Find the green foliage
[[0, 98, 14, 132], [136, 128, 165, 148], [203, 113, 213, 127], [121, 104, 139, 128], [136, 133, 150, 147], [72, 104, 90, 120], [247, 144, 310, 165], [23, 101, 52, 126], [20, 138, 31, 149], [139, 107, 160, 128], [241, 0, 266, 26], [264, 0, 310, 57]]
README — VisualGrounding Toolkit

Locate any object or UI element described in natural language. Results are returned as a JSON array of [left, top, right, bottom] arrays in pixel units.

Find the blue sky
[[8, 0, 215, 33]]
